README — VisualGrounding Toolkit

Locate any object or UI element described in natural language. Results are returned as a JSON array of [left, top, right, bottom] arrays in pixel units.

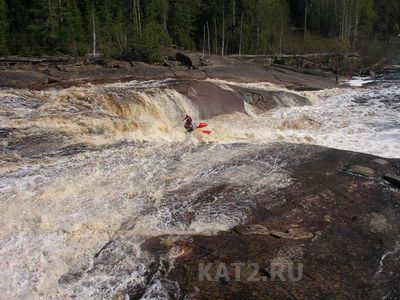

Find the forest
[[0, 0, 399, 62]]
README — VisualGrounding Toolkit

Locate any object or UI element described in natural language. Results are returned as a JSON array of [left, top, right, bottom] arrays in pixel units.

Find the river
[[0, 67, 399, 298]]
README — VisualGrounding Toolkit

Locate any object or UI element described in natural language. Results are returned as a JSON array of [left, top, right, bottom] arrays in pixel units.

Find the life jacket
[[184, 115, 194, 131], [184, 115, 193, 125]]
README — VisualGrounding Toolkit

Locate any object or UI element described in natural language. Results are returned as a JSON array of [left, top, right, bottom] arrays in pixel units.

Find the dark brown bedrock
[[169, 80, 312, 119], [141, 144, 400, 299], [169, 80, 246, 119], [0, 55, 337, 91]]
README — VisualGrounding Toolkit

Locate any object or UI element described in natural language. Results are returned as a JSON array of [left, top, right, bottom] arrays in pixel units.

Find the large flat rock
[[138, 145, 400, 299], [0, 55, 336, 90], [170, 80, 246, 118]]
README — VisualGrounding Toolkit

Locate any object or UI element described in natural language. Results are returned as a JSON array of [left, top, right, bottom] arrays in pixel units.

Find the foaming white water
[[1, 72, 399, 298], [0, 141, 291, 298], [0, 82, 201, 147], [346, 77, 374, 87], [270, 82, 399, 158], [205, 79, 399, 158]]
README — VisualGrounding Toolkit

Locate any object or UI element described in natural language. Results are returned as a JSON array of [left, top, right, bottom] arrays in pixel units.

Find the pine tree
[[168, 0, 199, 49], [26, 0, 60, 54], [0, 0, 397, 59], [59, 0, 87, 55], [141, 0, 166, 62]]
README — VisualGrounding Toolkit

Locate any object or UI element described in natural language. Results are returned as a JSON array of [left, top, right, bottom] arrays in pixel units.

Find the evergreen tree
[[168, 0, 199, 49], [59, 0, 87, 55], [140, 0, 170, 61], [26, 0, 60, 54], [0, 0, 398, 58]]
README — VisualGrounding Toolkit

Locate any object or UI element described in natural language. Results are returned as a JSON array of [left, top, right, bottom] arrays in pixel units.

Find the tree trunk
[[239, 14, 243, 57], [162, 2, 168, 42], [48, 0, 54, 35], [225, 33, 229, 55], [256, 0, 260, 54], [202, 25, 205, 58], [58, 0, 63, 22], [137, 0, 142, 34], [341, 0, 346, 39], [132, 0, 139, 33], [207, 21, 211, 55], [346, 0, 352, 39], [221, 1, 225, 56], [304, 0, 308, 48], [214, 16, 218, 54], [353, 0, 359, 52], [279, 18, 284, 58], [92, 4, 96, 59], [333, 0, 337, 36]]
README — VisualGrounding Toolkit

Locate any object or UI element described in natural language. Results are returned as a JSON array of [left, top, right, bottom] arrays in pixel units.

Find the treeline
[[0, 0, 399, 61]]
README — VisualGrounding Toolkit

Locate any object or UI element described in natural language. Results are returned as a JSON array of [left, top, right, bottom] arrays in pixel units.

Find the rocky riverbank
[[0, 53, 337, 91]]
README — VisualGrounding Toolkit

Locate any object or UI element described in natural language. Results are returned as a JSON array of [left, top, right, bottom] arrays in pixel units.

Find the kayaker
[[183, 114, 194, 133]]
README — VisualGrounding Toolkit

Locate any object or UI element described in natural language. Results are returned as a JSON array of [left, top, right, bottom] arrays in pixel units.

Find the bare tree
[[202, 25, 205, 58], [92, 4, 96, 58], [214, 15, 218, 54], [304, 0, 309, 47], [221, 0, 225, 56], [333, 0, 337, 36], [279, 17, 284, 57], [341, 0, 347, 39], [58, 0, 63, 22], [353, 0, 360, 52], [137, 0, 142, 34], [239, 14, 243, 57], [256, 0, 260, 54], [207, 21, 211, 55], [225, 33, 229, 55], [132, 0, 138, 32]]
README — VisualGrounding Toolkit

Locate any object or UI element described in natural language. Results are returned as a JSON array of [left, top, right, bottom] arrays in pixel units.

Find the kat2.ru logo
[[198, 261, 303, 282]]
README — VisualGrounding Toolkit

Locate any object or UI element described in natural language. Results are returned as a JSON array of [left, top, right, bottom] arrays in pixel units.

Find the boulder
[[170, 80, 245, 118], [105, 60, 131, 69], [163, 59, 178, 67], [344, 165, 375, 177], [231, 86, 311, 112], [383, 172, 400, 188], [176, 52, 196, 69], [372, 158, 389, 165], [269, 228, 314, 240], [233, 224, 269, 235], [0, 70, 55, 88], [56, 64, 83, 72]]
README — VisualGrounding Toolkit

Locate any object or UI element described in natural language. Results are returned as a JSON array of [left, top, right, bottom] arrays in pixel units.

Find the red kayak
[[196, 122, 211, 134], [196, 122, 208, 129]]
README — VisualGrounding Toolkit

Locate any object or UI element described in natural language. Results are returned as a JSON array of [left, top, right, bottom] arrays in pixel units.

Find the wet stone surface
[[140, 145, 400, 299]]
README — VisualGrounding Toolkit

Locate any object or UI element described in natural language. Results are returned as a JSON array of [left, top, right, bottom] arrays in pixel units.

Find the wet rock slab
[[141, 145, 400, 299], [0, 54, 336, 91]]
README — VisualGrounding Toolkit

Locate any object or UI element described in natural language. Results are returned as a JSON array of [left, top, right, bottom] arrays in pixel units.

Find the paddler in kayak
[[183, 114, 195, 133]]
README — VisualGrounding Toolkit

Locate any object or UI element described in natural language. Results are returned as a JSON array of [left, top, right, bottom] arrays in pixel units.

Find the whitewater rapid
[[205, 76, 399, 158], [0, 68, 399, 298]]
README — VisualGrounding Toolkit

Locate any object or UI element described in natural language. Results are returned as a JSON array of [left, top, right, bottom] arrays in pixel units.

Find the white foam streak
[[346, 77, 374, 87]]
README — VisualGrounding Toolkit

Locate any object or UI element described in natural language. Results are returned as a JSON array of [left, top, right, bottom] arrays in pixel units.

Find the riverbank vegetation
[[0, 0, 399, 62]]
